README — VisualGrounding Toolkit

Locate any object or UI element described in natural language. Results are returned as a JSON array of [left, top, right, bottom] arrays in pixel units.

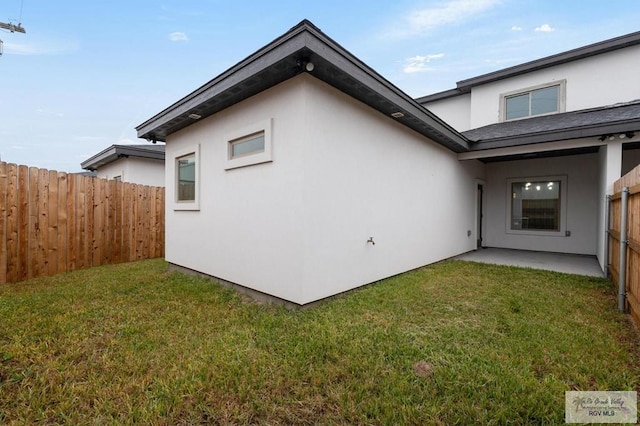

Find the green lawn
[[0, 259, 638, 424]]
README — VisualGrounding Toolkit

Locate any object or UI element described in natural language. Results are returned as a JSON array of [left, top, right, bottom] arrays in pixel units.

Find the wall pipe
[[618, 187, 629, 313]]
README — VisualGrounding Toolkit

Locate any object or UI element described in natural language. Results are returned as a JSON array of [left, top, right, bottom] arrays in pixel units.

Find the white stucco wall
[[483, 154, 599, 255], [422, 93, 472, 131], [165, 77, 308, 303], [469, 46, 640, 129], [596, 146, 608, 270], [96, 156, 165, 187], [300, 77, 484, 303], [165, 74, 485, 305]]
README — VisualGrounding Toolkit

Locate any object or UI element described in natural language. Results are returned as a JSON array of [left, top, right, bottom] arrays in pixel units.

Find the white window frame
[[172, 144, 200, 211], [500, 80, 566, 122], [506, 175, 567, 236], [225, 118, 273, 170]]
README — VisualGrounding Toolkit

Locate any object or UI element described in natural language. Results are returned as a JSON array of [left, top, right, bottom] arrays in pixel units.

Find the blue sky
[[1, 0, 639, 172]]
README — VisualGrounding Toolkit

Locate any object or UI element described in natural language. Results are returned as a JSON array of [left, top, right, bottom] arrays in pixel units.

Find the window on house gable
[[502, 81, 565, 121], [509, 178, 565, 233]]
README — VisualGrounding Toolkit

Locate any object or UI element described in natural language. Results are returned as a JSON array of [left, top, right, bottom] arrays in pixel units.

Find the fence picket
[[48, 170, 59, 276], [18, 166, 28, 281], [6, 164, 19, 283], [28, 167, 39, 278], [0, 162, 7, 283]]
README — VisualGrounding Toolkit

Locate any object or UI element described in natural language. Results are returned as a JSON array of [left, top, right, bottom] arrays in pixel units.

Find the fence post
[[618, 187, 629, 312], [604, 194, 611, 278]]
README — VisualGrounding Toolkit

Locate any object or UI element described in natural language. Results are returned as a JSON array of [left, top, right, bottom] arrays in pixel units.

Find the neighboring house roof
[[417, 30, 640, 103], [136, 19, 470, 153], [81, 144, 165, 171], [463, 100, 640, 150]]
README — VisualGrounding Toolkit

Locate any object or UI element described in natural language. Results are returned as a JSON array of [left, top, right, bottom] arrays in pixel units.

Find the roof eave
[[136, 20, 470, 153], [81, 145, 165, 171], [457, 31, 640, 91], [467, 118, 640, 151], [417, 30, 640, 102]]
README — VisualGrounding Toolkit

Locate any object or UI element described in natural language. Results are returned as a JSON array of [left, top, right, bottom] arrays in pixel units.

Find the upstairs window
[[502, 81, 565, 121]]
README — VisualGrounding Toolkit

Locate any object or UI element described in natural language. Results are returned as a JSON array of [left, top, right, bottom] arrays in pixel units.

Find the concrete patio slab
[[454, 248, 604, 277]]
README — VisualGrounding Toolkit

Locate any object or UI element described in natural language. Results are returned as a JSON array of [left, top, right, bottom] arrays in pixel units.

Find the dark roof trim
[[81, 144, 165, 171], [136, 20, 470, 153], [467, 120, 640, 151], [463, 101, 640, 150], [418, 30, 640, 103]]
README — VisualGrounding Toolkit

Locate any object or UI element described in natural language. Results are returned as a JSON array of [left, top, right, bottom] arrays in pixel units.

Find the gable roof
[[81, 144, 165, 171], [136, 20, 470, 153], [463, 100, 640, 150], [417, 30, 640, 103]]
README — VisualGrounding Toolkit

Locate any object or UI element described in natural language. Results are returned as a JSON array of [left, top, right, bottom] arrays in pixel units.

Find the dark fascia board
[[468, 118, 640, 151], [136, 20, 470, 153], [418, 30, 640, 103], [81, 144, 165, 171], [415, 88, 463, 104], [135, 23, 309, 140]]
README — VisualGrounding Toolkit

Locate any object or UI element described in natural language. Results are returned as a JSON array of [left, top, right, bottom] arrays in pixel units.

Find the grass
[[0, 259, 638, 424]]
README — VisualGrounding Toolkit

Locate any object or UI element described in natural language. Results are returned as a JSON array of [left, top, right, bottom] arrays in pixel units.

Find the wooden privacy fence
[[0, 162, 165, 284], [609, 165, 640, 327]]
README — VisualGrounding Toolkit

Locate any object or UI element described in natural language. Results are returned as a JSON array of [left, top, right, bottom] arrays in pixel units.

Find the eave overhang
[[81, 144, 165, 171], [136, 20, 470, 153], [458, 104, 640, 162]]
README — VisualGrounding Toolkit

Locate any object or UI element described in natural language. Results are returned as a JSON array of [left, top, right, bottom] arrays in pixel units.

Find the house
[[136, 20, 640, 306], [81, 144, 166, 187], [418, 31, 640, 272]]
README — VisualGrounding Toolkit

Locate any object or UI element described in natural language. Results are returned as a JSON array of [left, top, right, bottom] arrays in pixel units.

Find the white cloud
[[511, 26, 522, 31], [534, 24, 555, 32], [169, 32, 189, 42], [403, 53, 445, 73], [404, 0, 501, 36]]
